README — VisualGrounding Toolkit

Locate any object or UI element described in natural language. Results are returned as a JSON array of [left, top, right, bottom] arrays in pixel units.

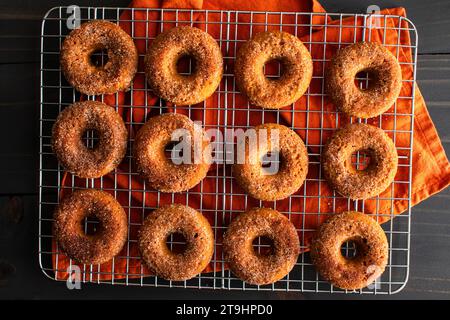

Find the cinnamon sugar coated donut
[[322, 123, 398, 200], [223, 208, 300, 285], [52, 101, 128, 179], [326, 42, 402, 118], [60, 20, 138, 95], [54, 189, 128, 265], [138, 204, 214, 281], [133, 113, 212, 193], [310, 211, 389, 290], [235, 31, 313, 109], [233, 123, 309, 201], [145, 26, 223, 105]]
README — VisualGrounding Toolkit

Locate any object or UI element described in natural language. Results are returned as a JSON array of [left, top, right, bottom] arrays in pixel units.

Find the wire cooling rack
[[39, 7, 418, 294]]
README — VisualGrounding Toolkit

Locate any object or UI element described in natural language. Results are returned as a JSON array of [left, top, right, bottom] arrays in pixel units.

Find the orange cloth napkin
[[53, 0, 450, 281]]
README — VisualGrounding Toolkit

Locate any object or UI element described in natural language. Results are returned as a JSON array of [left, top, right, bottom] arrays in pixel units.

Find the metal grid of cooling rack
[[39, 7, 418, 294]]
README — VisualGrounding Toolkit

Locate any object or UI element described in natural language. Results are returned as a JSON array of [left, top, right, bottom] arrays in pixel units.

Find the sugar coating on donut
[[322, 123, 398, 200], [235, 31, 313, 109], [233, 123, 308, 201], [60, 20, 138, 95], [326, 42, 402, 118], [138, 204, 214, 281], [223, 207, 300, 285], [52, 101, 128, 179], [54, 189, 128, 265], [310, 211, 389, 290], [145, 26, 223, 105], [133, 113, 212, 193]]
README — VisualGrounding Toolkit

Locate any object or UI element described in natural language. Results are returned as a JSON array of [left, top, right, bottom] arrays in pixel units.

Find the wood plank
[[0, 0, 449, 300], [321, 0, 450, 54], [417, 55, 450, 146], [1, 0, 450, 64], [0, 56, 448, 195], [1, 195, 449, 299], [0, 63, 38, 194], [0, 0, 129, 63], [0, 54, 445, 196]]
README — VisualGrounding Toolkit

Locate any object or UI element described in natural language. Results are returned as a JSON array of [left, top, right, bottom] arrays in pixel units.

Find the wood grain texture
[[1, 0, 450, 64], [0, 63, 38, 194], [321, 0, 450, 54], [0, 0, 448, 300]]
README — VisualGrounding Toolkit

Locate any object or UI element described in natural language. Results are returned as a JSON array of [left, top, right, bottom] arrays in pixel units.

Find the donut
[[232, 123, 309, 201], [322, 123, 398, 200], [145, 26, 223, 105], [223, 207, 300, 285], [134, 113, 212, 193], [60, 20, 138, 95], [235, 31, 313, 109], [138, 204, 214, 281], [326, 42, 402, 118], [310, 211, 389, 290], [54, 189, 128, 265], [52, 101, 128, 179]]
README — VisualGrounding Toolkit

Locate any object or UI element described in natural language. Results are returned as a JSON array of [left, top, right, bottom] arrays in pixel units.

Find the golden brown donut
[[52, 101, 128, 179], [322, 123, 398, 200], [133, 113, 212, 193], [326, 42, 402, 118], [54, 189, 128, 265], [61, 20, 138, 95], [232, 123, 309, 201], [138, 204, 214, 281], [223, 207, 300, 285], [235, 31, 313, 109], [310, 211, 389, 290], [145, 26, 223, 105]]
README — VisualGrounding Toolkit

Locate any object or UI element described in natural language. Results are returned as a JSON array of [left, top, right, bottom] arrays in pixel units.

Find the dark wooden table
[[0, 0, 449, 300]]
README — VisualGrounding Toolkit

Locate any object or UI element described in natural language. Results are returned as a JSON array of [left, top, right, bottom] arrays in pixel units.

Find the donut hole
[[176, 54, 197, 76], [349, 149, 373, 172], [81, 215, 102, 236], [82, 129, 100, 150], [252, 236, 274, 256], [89, 48, 109, 68], [354, 70, 378, 91], [264, 59, 284, 80], [340, 240, 358, 259], [340, 237, 369, 260], [261, 151, 282, 175], [166, 232, 188, 254]]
